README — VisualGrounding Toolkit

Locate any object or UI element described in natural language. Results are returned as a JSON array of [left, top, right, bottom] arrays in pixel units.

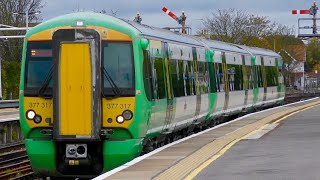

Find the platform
[[94, 98, 320, 180], [0, 108, 19, 123], [194, 101, 320, 180]]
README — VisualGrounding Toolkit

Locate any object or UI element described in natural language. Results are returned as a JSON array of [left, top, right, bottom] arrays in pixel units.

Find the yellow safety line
[[184, 104, 320, 180], [272, 104, 320, 124]]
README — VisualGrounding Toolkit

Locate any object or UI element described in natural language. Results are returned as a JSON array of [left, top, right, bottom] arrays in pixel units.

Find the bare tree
[[201, 9, 249, 43], [200, 8, 295, 44], [0, 0, 43, 26], [0, 0, 44, 62], [0, 0, 44, 99]]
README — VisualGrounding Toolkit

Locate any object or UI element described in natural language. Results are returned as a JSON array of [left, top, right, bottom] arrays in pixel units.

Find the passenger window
[[265, 66, 278, 87], [169, 59, 179, 97], [215, 63, 224, 92], [227, 64, 244, 91], [153, 56, 166, 99], [256, 66, 264, 88], [143, 50, 153, 100], [183, 61, 191, 96], [246, 66, 254, 89], [208, 62, 217, 93], [198, 62, 209, 94], [189, 61, 196, 95]]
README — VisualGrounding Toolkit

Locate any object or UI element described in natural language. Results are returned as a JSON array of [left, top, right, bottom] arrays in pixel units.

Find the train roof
[[123, 19, 205, 47], [241, 46, 281, 58], [198, 38, 250, 54], [123, 19, 279, 57], [27, 12, 281, 58], [26, 12, 141, 39]]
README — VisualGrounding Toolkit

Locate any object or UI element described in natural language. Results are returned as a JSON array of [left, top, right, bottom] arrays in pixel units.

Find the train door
[[222, 52, 229, 110], [261, 57, 267, 102], [193, 48, 201, 121], [142, 50, 154, 129], [161, 43, 175, 133], [242, 55, 248, 106], [275, 58, 281, 98], [145, 40, 167, 135], [52, 29, 101, 140], [161, 42, 175, 133]]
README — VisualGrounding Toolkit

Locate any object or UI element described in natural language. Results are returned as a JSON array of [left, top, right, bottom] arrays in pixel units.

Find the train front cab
[[20, 25, 144, 177]]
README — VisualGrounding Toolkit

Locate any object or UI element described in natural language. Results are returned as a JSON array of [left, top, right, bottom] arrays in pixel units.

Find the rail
[[0, 100, 19, 109], [0, 146, 33, 179]]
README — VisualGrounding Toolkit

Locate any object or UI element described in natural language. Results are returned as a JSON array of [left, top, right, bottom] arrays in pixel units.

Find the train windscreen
[[102, 41, 135, 97], [25, 41, 53, 96]]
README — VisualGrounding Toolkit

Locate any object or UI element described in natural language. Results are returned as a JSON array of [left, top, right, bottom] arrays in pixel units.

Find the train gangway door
[[59, 42, 92, 136]]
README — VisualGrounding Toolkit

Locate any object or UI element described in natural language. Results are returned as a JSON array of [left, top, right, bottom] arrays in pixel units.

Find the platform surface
[[94, 98, 320, 180], [0, 108, 19, 123], [195, 103, 320, 180]]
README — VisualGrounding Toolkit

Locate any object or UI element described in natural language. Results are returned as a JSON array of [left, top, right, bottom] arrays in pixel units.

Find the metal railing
[[0, 100, 19, 109]]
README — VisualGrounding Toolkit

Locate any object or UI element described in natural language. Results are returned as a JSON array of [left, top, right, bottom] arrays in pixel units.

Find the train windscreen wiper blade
[[102, 67, 122, 97], [38, 66, 53, 98]]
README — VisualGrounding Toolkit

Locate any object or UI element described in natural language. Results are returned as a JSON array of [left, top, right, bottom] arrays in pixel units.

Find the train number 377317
[[106, 103, 131, 109], [29, 102, 53, 109]]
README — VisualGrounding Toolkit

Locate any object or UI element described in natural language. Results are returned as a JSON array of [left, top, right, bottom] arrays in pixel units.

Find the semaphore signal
[[162, 7, 187, 34], [292, 10, 310, 15], [162, 7, 179, 22], [293, 1, 320, 37]]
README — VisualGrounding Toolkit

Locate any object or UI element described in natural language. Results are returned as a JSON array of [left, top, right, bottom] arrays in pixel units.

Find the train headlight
[[122, 110, 133, 120], [116, 115, 125, 124], [33, 115, 42, 124], [26, 110, 36, 120]]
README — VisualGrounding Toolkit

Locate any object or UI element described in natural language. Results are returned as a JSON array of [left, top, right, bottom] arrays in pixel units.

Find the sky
[[41, 0, 317, 35]]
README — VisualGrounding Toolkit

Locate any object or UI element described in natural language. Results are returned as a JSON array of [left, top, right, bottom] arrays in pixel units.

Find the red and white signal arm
[[292, 9, 310, 15]]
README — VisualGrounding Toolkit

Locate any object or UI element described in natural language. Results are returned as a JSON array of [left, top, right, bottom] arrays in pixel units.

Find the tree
[[0, 0, 44, 99], [200, 8, 295, 44], [199, 9, 305, 88], [201, 9, 249, 43], [307, 38, 320, 72]]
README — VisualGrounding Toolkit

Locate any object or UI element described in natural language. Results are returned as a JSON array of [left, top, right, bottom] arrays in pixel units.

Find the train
[[19, 12, 285, 178]]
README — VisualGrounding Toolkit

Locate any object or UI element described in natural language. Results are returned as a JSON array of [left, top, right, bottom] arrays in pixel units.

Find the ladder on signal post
[[292, 1, 320, 38]]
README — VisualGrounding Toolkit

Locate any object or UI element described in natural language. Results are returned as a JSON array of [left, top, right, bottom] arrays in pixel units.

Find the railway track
[[0, 142, 25, 154], [284, 93, 320, 104], [0, 144, 34, 180]]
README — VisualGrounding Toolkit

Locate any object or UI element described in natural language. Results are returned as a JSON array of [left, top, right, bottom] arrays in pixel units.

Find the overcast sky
[[42, 0, 316, 35]]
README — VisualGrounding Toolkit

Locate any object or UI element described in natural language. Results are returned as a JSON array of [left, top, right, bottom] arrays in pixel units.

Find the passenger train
[[19, 12, 285, 177]]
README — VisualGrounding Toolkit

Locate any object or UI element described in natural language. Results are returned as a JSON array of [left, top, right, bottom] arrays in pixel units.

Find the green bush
[[2, 61, 21, 100]]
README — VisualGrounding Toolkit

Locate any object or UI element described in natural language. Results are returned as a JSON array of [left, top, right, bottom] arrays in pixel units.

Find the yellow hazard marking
[[69, 160, 80, 166], [184, 104, 320, 180], [272, 104, 320, 124]]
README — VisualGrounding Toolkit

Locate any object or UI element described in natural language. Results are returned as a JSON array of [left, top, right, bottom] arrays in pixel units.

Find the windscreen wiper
[[38, 66, 53, 98], [102, 67, 122, 98]]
